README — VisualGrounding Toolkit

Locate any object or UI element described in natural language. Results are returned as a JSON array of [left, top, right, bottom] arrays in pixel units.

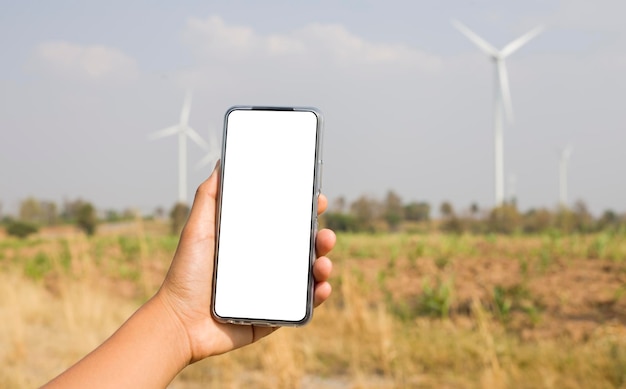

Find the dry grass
[[1, 224, 625, 388]]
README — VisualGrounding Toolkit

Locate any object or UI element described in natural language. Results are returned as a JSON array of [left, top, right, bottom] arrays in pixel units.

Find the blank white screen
[[214, 109, 319, 323]]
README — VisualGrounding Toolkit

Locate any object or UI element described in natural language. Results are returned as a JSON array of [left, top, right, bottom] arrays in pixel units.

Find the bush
[[76, 202, 97, 236], [6, 220, 39, 239], [523, 208, 553, 233], [440, 216, 465, 234], [404, 201, 430, 222], [487, 204, 522, 234], [323, 212, 359, 232]]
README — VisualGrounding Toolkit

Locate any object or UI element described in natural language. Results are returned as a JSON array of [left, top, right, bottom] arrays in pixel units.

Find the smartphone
[[211, 106, 323, 326]]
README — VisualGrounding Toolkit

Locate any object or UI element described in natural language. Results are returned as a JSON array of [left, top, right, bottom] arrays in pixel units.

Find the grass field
[[1, 221, 625, 388]]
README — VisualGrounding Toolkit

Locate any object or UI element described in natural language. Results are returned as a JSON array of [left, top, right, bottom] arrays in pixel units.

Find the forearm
[[42, 294, 191, 388]]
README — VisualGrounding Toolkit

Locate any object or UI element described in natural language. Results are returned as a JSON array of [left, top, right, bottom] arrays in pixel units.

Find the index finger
[[317, 194, 328, 215]]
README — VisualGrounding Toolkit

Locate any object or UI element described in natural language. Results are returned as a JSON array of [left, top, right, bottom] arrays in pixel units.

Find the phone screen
[[212, 107, 322, 325]]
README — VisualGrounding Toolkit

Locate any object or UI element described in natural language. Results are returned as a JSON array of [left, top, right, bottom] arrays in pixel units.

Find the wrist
[[151, 290, 194, 367], [43, 289, 195, 388]]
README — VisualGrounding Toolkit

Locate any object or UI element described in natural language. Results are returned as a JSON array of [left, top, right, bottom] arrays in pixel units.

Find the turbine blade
[[501, 26, 544, 57], [196, 130, 221, 169], [148, 125, 180, 140], [497, 60, 514, 123], [196, 152, 219, 169], [185, 126, 209, 150], [180, 90, 193, 126], [209, 130, 220, 151], [451, 19, 499, 57]]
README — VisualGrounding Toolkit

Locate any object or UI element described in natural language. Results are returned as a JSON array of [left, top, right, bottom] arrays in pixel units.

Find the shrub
[[6, 220, 39, 239], [487, 203, 522, 234], [76, 202, 97, 236], [323, 212, 359, 232]]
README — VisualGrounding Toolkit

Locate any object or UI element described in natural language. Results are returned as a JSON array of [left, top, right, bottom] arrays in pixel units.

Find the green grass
[[416, 277, 454, 319], [23, 251, 52, 280]]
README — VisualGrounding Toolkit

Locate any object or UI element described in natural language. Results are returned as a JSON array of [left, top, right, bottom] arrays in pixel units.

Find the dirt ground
[[346, 238, 626, 342]]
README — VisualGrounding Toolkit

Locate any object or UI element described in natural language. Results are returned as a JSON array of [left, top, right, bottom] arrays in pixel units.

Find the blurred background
[[1, 0, 625, 217], [1, 1, 625, 388]]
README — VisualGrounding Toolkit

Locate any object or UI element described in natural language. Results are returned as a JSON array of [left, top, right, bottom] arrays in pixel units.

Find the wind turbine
[[452, 20, 543, 207], [149, 90, 209, 204], [559, 145, 573, 208]]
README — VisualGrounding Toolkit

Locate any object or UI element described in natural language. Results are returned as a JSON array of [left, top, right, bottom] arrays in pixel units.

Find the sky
[[1, 0, 625, 217]]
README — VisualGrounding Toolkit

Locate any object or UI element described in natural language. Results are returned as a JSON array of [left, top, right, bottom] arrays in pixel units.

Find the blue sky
[[1, 0, 625, 216]]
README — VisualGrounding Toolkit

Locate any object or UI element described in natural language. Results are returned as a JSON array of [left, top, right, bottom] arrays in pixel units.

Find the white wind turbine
[[559, 145, 573, 208], [452, 20, 543, 207], [149, 91, 209, 204]]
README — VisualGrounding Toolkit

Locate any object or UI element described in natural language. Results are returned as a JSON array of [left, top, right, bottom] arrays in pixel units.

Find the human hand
[[41, 161, 333, 388], [156, 162, 335, 363]]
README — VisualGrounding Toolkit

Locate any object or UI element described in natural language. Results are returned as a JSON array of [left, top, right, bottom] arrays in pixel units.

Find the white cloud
[[33, 41, 139, 81], [185, 15, 258, 55], [183, 15, 441, 72]]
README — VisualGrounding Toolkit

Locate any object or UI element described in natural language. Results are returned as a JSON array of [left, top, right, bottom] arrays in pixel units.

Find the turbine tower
[[150, 91, 209, 204], [452, 20, 543, 207], [559, 145, 573, 208]]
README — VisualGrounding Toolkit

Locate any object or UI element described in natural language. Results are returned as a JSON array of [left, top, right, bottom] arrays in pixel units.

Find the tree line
[[322, 191, 626, 234], [0, 196, 194, 239], [1, 198, 99, 238], [3, 193, 624, 239]]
